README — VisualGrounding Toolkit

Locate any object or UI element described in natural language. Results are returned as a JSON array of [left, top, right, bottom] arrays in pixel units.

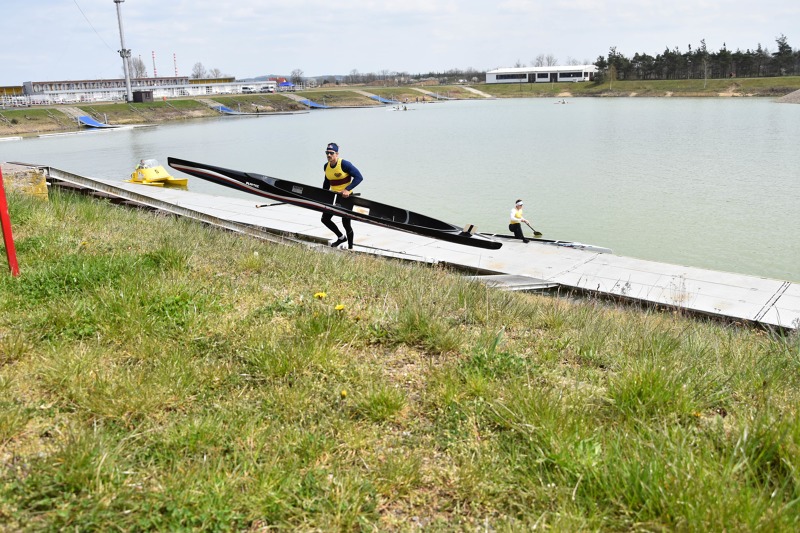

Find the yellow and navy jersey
[[323, 159, 364, 192]]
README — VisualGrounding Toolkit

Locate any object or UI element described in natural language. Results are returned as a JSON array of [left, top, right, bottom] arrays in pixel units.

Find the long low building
[[486, 65, 597, 84], [1, 77, 280, 107]]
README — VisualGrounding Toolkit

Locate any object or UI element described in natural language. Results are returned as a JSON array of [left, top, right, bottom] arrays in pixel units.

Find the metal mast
[[114, 0, 134, 102]]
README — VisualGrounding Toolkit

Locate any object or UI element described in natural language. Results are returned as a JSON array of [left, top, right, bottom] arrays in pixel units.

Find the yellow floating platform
[[126, 159, 187, 187]]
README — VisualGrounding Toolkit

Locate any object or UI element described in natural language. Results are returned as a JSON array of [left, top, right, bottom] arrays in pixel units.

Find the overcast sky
[[2, 0, 797, 85]]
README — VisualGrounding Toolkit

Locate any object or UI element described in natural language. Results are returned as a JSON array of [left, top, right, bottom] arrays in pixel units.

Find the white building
[[486, 65, 597, 84], [4, 78, 279, 106]]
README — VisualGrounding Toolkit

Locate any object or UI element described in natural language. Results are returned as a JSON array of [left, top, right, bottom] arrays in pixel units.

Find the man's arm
[[341, 160, 363, 190], [321, 162, 330, 190]]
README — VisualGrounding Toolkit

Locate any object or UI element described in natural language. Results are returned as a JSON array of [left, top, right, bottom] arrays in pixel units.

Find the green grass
[[0, 108, 67, 121], [1, 189, 799, 530], [0, 107, 74, 133], [72, 100, 218, 125], [5, 76, 799, 138], [473, 76, 800, 98], [77, 100, 208, 113], [212, 94, 307, 112], [292, 90, 381, 107]]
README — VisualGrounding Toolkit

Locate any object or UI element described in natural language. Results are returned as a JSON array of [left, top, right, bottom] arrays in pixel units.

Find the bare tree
[[208, 68, 223, 78], [546, 54, 559, 66], [533, 54, 546, 67], [191, 62, 207, 79], [347, 69, 360, 84], [129, 56, 148, 78], [290, 69, 304, 85], [514, 59, 524, 67]]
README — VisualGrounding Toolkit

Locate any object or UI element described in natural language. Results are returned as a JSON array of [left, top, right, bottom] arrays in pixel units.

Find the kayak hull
[[167, 157, 501, 250]]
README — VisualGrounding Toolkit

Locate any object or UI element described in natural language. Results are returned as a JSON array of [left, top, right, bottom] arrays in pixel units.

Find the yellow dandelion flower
[[314, 292, 327, 299], [335, 304, 345, 311]]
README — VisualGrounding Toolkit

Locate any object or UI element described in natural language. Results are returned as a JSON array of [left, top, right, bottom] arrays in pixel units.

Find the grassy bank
[[2, 77, 798, 138], [476, 76, 800, 98], [0, 100, 222, 137], [1, 189, 799, 530]]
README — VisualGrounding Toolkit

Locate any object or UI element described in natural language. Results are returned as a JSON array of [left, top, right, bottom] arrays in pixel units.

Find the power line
[[72, 0, 115, 52]]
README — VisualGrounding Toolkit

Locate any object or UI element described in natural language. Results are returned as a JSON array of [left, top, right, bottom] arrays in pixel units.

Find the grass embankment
[[291, 90, 380, 108], [2, 77, 799, 138], [478, 76, 800, 98], [74, 99, 219, 125], [212, 94, 308, 113], [1, 189, 799, 530], [0, 107, 78, 136], [0, 100, 221, 137], [365, 86, 485, 102]]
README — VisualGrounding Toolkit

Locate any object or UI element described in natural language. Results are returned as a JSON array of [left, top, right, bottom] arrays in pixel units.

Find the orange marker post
[[0, 167, 20, 276]]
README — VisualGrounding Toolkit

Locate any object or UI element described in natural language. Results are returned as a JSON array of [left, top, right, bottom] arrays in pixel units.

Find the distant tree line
[[330, 67, 485, 86], [190, 63, 226, 79], [179, 35, 797, 86], [595, 35, 798, 82]]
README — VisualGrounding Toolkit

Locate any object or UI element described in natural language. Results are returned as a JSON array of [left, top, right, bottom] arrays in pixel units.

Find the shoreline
[[2, 81, 799, 139]]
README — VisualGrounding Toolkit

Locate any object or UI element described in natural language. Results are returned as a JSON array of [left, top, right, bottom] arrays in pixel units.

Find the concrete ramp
[[776, 88, 800, 104], [353, 90, 399, 104], [58, 106, 87, 120], [298, 99, 330, 109], [214, 105, 240, 115], [368, 95, 400, 104], [411, 88, 455, 100], [463, 86, 495, 99], [77, 116, 117, 128]]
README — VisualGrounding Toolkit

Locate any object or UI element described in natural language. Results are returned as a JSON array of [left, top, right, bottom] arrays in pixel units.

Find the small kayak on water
[[490, 233, 612, 254]]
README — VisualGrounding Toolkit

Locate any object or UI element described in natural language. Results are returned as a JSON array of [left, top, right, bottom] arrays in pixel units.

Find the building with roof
[[486, 65, 597, 84], [1, 77, 278, 107]]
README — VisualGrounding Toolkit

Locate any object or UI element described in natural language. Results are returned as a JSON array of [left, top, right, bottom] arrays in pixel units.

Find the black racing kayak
[[167, 157, 502, 250], [491, 233, 613, 254]]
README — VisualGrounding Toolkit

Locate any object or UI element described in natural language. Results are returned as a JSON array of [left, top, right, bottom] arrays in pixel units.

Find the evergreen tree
[[772, 34, 795, 75]]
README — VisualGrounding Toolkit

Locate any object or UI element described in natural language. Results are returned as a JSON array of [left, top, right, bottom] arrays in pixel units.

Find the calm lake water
[[3, 97, 799, 282]]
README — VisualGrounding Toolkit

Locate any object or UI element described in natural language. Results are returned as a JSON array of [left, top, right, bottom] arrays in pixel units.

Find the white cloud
[[0, 0, 796, 83]]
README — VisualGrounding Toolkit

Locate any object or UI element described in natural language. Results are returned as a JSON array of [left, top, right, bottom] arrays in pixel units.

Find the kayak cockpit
[[127, 159, 188, 187]]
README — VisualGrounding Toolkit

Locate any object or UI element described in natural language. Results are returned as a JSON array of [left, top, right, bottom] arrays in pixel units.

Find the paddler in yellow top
[[321, 142, 364, 249], [509, 199, 530, 243]]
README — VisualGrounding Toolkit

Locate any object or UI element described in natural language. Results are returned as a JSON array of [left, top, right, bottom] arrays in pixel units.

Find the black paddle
[[524, 220, 543, 237], [257, 191, 360, 209]]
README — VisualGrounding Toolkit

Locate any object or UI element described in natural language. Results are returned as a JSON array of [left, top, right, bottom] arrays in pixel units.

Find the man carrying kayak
[[321, 142, 364, 249]]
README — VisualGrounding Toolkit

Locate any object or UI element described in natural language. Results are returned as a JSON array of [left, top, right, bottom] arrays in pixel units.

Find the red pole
[[0, 167, 20, 276]]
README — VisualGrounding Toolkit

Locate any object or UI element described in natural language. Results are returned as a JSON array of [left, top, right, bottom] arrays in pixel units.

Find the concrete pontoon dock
[[8, 164, 799, 331]]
